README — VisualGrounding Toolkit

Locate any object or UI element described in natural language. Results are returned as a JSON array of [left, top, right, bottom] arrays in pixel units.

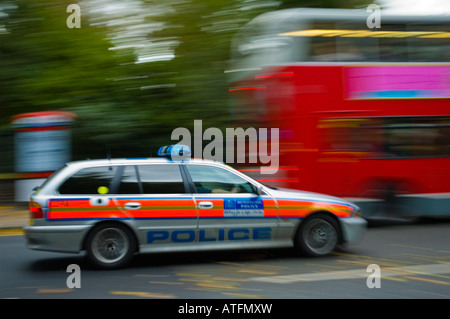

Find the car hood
[[265, 187, 358, 208]]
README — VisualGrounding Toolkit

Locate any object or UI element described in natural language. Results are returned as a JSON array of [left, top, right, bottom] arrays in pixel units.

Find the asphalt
[[0, 205, 29, 233]]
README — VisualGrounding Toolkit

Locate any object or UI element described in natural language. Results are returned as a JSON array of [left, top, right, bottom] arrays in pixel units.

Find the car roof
[[64, 157, 223, 169]]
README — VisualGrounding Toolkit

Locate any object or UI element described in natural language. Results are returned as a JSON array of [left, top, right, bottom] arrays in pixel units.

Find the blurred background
[[1, 0, 449, 215], [0, 0, 379, 165], [0, 0, 373, 199]]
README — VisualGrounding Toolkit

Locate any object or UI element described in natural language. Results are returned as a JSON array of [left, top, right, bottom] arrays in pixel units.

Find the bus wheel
[[296, 214, 339, 256], [86, 223, 136, 269]]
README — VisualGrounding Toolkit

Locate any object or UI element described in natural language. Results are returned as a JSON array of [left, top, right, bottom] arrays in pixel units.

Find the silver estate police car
[[24, 145, 367, 269]]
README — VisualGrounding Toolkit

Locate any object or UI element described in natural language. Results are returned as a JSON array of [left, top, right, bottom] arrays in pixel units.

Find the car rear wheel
[[86, 223, 136, 269], [296, 214, 339, 256]]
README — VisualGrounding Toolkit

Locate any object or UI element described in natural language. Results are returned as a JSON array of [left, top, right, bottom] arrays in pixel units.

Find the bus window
[[309, 22, 337, 61], [378, 24, 409, 62], [408, 25, 450, 62], [336, 22, 375, 62], [321, 117, 450, 158], [320, 118, 380, 153], [384, 117, 450, 158], [286, 21, 450, 63], [308, 22, 368, 62]]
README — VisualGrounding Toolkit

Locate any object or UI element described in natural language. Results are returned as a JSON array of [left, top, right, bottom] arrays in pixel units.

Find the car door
[[183, 163, 279, 249], [114, 163, 198, 252]]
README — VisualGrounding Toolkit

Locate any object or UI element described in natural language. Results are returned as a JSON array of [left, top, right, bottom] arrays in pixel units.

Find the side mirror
[[254, 185, 263, 196]]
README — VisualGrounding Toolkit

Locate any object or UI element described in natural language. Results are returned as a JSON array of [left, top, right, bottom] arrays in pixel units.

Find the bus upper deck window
[[408, 25, 450, 62]]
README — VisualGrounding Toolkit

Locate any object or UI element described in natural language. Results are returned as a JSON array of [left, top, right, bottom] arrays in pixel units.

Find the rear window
[[58, 166, 118, 195]]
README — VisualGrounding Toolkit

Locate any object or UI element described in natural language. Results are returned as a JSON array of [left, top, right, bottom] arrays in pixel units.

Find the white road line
[[250, 263, 450, 284]]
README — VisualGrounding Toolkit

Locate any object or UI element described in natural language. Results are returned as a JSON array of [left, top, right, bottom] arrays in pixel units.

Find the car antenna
[[101, 121, 113, 169], [106, 143, 112, 169]]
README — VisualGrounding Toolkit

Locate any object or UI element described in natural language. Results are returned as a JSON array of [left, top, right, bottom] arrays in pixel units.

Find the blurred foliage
[[0, 0, 371, 172]]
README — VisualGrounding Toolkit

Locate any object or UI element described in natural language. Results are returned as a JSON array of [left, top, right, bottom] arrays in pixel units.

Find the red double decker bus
[[228, 8, 450, 220]]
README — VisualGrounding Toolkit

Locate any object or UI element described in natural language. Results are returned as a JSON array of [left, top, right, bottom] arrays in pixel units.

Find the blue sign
[[224, 198, 264, 217]]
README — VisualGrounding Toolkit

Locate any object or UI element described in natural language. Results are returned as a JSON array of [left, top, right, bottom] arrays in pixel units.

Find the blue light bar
[[157, 144, 191, 160]]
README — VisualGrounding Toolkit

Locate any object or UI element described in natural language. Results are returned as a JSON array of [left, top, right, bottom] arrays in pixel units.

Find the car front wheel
[[296, 214, 340, 256]]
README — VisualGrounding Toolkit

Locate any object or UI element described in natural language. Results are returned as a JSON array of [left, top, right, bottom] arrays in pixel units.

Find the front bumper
[[23, 225, 91, 253], [339, 217, 367, 245]]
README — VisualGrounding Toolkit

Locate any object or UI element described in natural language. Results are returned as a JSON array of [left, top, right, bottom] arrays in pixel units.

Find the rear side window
[[58, 164, 187, 195], [58, 166, 118, 195], [117, 166, 140, 194], [137, 165, 186, 194]]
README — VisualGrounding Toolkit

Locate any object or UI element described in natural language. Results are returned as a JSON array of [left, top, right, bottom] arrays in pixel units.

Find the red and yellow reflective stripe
[[47, 197, 353, 220], [262, 198, 278, 218], [277, 199, 353, 218], [48, 199, 126, 219], [117, 199, 197, 218], [47, 198, 197, 219]]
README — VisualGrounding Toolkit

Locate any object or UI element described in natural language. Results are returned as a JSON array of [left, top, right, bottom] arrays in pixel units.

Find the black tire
[[86, 222, 136, 269], [296, 214, 340, 257]]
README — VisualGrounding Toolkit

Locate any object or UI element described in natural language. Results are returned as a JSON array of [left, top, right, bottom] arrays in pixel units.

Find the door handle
[[198, 201, 213, 209], [124, 202, 141, 210]]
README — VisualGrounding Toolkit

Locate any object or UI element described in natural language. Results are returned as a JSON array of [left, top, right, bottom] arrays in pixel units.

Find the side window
[[186, 165, 254, 194], [320, 117, 450, 158], [137, 164, 186, 194], [320, 118, 381, 154], [383, 117, 450, 158], [58, 166, 118, 195], [117, 166, 140, 194]]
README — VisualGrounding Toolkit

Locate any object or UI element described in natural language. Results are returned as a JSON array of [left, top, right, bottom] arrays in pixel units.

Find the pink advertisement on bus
[[345, 65, 450, 100]]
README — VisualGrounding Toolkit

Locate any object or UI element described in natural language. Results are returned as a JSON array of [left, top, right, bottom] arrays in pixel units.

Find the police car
[[24, 145, 367, 269]]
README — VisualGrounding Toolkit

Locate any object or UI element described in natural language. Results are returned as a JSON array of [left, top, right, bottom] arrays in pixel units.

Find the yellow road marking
[[222, 292, 268, 299], [0, 206, 16, 210], [212, 277, 249, 282], [382, 276, 408, 282], [0, 229, 23, 236], [195, 281, 236, 290], [215, 261, 246, 267], [109, 291, 175, 298], [36, 288, 73, 294], [238, 269, 278, 275], [243, 263, 285, 270]]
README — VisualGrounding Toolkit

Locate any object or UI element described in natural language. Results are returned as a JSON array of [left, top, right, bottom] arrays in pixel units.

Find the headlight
[[353, 207, 361, 217]]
